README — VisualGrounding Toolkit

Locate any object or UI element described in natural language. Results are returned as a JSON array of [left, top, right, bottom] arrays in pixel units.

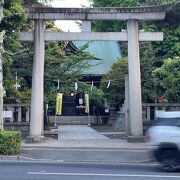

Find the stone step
[[49, 116, 96, 125]]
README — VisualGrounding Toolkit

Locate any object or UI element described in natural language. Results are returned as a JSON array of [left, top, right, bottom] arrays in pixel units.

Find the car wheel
[[161, 149, 179, 172]]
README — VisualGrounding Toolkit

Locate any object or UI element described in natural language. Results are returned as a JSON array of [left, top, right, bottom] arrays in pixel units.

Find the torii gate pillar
[[127, 20, 143, 141], [26, 20, 46, 143]]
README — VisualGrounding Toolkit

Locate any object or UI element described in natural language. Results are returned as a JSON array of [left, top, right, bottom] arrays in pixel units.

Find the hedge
[[0, 131, 21, 155]]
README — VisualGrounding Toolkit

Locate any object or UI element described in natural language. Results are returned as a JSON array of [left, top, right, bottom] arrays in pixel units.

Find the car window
[[156, 118, 180, 126], [172, 118, 180, 126]]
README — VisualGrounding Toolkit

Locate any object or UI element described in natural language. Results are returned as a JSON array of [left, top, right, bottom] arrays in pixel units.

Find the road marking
[[28, 172, 180, 178]]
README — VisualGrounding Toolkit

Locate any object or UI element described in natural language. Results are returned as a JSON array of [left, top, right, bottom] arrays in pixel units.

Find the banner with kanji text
[[56, 93, 63, 115], [85, 93, 89, 113]]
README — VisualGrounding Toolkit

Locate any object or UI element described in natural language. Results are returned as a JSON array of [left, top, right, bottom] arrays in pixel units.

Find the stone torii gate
[[20, 5, 171, 143]]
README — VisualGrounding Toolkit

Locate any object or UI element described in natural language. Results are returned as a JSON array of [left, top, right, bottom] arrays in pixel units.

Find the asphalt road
[[0, 162, 180, 180], [18, 148, 150, 163]]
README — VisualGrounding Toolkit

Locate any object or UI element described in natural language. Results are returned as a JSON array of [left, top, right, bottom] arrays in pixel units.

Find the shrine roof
[[73, 41, 122, 75]]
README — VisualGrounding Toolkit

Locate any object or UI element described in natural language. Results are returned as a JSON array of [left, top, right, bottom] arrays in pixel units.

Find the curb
[[21, 146, 148, 151], [0, 155, 155, 164]]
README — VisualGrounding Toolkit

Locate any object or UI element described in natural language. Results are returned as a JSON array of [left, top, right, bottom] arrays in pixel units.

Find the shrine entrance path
[[58, 125, 109, 140]]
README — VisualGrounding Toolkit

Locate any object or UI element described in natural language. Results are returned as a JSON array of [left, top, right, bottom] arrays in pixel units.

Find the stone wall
[[4, 122, 30, 138], [48, 115, 109, 125]]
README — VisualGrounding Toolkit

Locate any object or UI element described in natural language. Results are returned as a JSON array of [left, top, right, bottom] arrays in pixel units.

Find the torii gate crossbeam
[[20, 5, 171, 143], [20, 31, 163, 41]]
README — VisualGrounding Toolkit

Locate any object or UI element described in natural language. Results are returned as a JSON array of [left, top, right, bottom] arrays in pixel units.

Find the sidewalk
[[1, 139, 149, 164], [0, 125, 150, 163], [22, 125, 147, 150], [22, 138, 147, 150]]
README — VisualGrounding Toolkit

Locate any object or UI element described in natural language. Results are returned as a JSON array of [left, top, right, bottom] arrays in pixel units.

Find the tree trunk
[[0, 0, 4, 131]]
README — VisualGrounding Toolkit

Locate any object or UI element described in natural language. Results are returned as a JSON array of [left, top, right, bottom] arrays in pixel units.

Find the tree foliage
[[1, 0, 27, 103], [43, 43, 95, 105], [140, 42, 156, 102], [100, 57, 128, 108], [92, 0, 179, 60], [92, 0, 175, 31], [92, 0, 173, 7], [1, 0, 26, 33], [101, 42, 157, 108], [77, 82, 105, 107], [92, 0, 180, 105], [143, 2, 180, 63], [153, 57, 180, 102], [2, 0, 95, 105], [2, 0, 180, 108]]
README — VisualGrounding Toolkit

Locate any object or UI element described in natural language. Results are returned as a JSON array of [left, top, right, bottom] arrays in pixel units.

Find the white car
[[147, 116, 180, 171]]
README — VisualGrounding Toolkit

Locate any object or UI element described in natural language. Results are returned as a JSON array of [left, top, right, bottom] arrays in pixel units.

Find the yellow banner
[[56, 93, 63, 115], [85, 93, 89, 113]]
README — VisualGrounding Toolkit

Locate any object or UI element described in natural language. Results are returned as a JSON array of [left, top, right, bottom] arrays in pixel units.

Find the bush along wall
[[0, 131, 21, 155]]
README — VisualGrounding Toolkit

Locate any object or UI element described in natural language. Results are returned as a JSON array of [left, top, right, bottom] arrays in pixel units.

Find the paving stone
[[58, 125, 109, 140]]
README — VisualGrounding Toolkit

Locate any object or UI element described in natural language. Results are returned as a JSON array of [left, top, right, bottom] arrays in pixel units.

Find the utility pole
[[0, 0, 4, 131]]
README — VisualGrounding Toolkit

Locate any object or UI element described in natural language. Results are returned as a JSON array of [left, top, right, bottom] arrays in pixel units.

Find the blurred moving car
[[147, 111, 180, 172]]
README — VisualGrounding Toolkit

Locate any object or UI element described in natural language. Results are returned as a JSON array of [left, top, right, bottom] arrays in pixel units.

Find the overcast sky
[[51, 0, 92, 32]]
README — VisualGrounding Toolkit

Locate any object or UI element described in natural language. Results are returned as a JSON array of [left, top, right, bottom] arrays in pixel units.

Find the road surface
[[0, 161, 179, 180]]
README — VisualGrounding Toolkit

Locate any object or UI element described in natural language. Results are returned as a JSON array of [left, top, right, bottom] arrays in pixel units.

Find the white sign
[[3, 111, 13, 118], [79, 98, 83, 105]]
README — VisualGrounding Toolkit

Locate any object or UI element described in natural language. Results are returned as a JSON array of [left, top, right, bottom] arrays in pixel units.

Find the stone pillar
[[146, 106, 151, 121], [81, 21, 91, 32], [26, 20, 45, 143], [26, 107, 30, 122], [124, 74, 130, 137], [17, 107, 22, 122], [127, 20, 144, 142]]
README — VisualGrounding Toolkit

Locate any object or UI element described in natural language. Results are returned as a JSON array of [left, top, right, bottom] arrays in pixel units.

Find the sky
[[50, 0, 92, 32]]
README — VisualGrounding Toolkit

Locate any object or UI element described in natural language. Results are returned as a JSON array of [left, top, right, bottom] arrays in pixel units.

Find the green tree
[[92, 0, 174, 32], [43, 43, 95, 105], [153, 57, 180, 102], [140, 42, 157, 102], [1, 0, 26, 32], [2, 0, 95, 104], [100, 57, 128, 108], [92, 0, 179, 60], [1, 0, 27, 103], [93, 0, 179, 105], [0, 0, 4, 131], [93, 0, 179, 59], [146, 3, 180, 63], [101, 42, 156, 108], [77, 82, 105, 107]]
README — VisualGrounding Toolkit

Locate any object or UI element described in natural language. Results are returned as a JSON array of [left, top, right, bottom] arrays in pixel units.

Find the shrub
[[0, 131, 21, 155]]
